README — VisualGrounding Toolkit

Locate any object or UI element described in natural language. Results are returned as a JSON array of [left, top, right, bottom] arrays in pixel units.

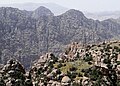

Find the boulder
[[61, 76, 71, 83]]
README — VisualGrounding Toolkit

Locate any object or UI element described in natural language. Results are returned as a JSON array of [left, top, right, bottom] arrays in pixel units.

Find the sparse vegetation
[[0, 6, 120, 86]]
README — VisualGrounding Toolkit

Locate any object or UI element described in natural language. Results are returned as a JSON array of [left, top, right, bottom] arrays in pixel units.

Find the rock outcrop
[[0, 59, 33, 86]]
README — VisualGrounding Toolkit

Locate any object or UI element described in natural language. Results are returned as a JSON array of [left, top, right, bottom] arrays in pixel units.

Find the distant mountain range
[[85, 11, 120, 20], [0, 6, 120, 68]]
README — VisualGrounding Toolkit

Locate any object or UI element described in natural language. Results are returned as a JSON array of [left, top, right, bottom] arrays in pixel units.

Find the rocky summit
[[0, 6, 120, 69]]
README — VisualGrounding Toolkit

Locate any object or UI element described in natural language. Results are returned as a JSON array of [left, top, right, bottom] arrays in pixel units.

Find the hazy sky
[[0, 0, 120, 12]]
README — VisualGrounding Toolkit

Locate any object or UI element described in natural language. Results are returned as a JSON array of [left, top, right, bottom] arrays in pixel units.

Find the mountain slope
[[0, 7, 120, 68]]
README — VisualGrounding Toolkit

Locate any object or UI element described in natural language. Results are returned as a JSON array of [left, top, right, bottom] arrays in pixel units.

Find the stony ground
[[0, 41, 120, 86]]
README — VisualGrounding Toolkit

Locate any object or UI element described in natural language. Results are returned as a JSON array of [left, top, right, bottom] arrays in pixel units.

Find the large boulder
[[61, 76, 71, 83]]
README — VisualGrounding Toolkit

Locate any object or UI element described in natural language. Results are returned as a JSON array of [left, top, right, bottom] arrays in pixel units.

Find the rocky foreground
[[1, 41, 120, 86]]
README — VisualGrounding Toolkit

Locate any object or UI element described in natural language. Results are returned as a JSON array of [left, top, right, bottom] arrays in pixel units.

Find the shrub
[[83, 56, 93, 62], [97, 45, 101, 47], [57, 63, 63, 68], [88, 61, 92, 65], [81, 69, 85, 72], [100, 49, 104, 53], [78, 73, 83, 77], [70, 67, 77, 71], [117, 61, 120, 65], [71, 72, 77, 79], [103, 58, 111, 64], [114, 46, 119, 50]]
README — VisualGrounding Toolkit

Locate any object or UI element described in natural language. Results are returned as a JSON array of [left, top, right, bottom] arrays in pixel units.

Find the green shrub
[[57, 63, 63, 68], [103, 58, 111, 64], [78, 73, 83, 77], [117, 61, 120, 65], [70, 67, 77, 71], [83, 56, 93, 62]]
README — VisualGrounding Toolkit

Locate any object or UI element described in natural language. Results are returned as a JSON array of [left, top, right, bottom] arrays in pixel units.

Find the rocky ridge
[[0, 6, 120, 69]]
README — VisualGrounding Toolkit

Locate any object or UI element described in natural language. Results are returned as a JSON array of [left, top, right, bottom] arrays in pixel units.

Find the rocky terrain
[[0, 59, 32, 86], [0, 41, 120, 86], [0, 6, 120, 69]]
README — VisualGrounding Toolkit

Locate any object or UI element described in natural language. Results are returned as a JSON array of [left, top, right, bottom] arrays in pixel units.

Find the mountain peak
[[35, 6, 50, 10], [60, 9, 86, 19], [32, 6, 54, 18], [66, 9, 84, 15]]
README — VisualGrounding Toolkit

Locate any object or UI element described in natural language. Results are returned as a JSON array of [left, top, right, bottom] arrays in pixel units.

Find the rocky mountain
[[0, 3, 68, 15], [0, 6, 120, 69], [108, 17, 120, 24]]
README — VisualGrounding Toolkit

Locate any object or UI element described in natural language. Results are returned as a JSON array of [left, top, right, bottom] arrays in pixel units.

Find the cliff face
[[0, 7, 39, 68], [0, 6, 120, 68]]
